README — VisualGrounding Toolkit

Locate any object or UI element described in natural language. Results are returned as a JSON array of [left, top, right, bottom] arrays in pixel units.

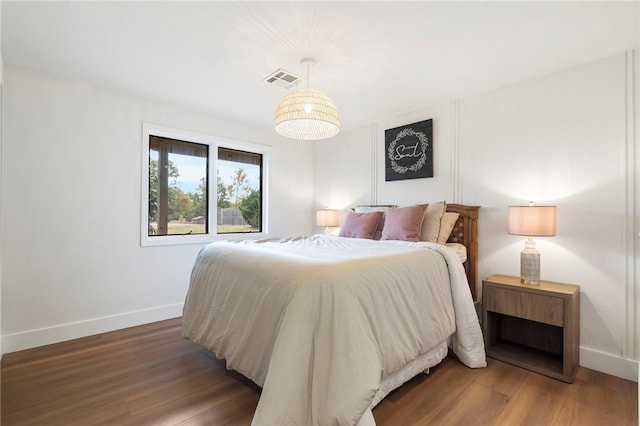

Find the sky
[[168, 153, 259, 195]]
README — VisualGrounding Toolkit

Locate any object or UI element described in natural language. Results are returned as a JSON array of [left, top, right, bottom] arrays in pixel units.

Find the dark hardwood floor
[[1, 317, 637, 425]]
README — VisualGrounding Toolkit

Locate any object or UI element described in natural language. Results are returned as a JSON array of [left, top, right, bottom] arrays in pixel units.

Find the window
[[217, 147, 262, 234], [148, 136, 209, 236], [141, 123, 267, 246]]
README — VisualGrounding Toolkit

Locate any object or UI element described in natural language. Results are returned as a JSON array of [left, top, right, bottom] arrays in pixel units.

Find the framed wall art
[[385, 119, 433, 181]]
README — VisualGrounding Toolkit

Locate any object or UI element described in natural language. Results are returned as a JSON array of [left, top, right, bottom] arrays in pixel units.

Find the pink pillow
[[381, 204, 427, 242], [338, 211, 383, 239]]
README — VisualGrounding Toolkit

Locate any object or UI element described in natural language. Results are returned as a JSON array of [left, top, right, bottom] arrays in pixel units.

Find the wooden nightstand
[[482, 274, 580, 383]]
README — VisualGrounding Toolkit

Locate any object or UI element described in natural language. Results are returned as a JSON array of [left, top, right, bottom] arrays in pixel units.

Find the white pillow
[[438, 212, 460, 244], [420, 201, 446, 242]]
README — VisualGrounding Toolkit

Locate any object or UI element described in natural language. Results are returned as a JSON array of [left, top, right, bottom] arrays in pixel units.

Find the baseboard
[[1, 303, 184, 354], [580, 346, 639, 382]]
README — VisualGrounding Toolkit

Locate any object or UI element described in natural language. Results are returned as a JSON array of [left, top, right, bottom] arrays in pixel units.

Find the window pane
[[217, 147, 262, 234], [149, 136, 208, 236]]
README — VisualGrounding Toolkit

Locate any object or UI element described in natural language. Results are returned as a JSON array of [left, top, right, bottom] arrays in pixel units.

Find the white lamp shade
[[316, 209, 339, 227], [274, 88, 340, 140], [508, 206, 557, 237]]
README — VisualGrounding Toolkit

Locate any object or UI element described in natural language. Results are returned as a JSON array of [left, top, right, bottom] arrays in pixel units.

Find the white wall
[[314, 51, 640, 381], [313, 125, 374, 226], [463, 52, 638, 381], [1, 66, 315, 353], [313, 104, 457, 226], [0, 0, 4, 359]]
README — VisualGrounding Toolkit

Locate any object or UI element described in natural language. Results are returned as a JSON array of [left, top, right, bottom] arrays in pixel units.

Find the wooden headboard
[[445, 204, 480, 301]]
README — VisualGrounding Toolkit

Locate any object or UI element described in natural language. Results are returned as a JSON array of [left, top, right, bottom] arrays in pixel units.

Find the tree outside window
[[148, 136, 208, 236]]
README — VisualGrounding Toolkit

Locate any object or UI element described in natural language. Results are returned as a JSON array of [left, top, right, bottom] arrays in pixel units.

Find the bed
[[182, 203, 485, 425]]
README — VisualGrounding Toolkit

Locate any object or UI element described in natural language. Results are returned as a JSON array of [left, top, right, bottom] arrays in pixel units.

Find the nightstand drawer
[[485, 286, 563, 326]]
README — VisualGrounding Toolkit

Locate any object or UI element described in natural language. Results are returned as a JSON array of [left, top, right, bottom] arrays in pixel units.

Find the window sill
[[141, 232, 268, 247]]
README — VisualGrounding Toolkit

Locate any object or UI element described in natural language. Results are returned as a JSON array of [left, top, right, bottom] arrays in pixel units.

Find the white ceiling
[[2, 1, 639, 133]]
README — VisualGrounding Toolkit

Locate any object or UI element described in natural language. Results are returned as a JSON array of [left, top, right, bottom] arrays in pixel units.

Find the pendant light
[[274, 58, 340, 140]]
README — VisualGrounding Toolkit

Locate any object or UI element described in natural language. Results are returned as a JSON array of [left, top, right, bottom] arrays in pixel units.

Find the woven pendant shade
[[274, 88, 340, 140]]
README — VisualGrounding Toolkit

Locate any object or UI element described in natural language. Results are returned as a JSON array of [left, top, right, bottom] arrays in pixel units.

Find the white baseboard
[[581, 346, 639, 382], [1, 303, 184, 354]]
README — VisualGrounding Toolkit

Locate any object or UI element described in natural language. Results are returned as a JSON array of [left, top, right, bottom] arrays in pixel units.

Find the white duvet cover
[[182, 235, 485, 425]]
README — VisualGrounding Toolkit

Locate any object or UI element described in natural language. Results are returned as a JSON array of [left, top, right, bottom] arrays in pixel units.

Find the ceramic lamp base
[[520, 250, 540, 285]]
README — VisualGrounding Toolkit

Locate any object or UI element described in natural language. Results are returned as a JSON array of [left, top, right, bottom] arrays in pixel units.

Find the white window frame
[[141, 122, 269, 247]]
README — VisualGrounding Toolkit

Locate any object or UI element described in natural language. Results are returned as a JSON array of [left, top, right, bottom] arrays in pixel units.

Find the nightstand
[[482, 274, 580, 383]]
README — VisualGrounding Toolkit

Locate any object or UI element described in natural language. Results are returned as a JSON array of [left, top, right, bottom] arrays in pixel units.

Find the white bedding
[[446, 242, 467, 262], [182, 235, 485, 425]]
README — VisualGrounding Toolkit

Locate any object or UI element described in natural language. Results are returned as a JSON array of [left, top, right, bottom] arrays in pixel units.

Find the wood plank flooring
[[2, 317, 637, 425]]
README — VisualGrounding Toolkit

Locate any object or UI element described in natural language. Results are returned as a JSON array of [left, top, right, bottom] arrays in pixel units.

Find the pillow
[[420, 201, 446, 242], [338, 211, 383, 239], [354, 205, 397, 240], [381, 204, 427, 242], [438, 212, 460, 244]]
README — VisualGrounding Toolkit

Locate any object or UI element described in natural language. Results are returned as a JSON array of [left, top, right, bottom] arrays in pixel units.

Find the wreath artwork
[[385, 119, 433, 181]]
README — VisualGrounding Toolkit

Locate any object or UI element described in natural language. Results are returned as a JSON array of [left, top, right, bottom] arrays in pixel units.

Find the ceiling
[[2, 1, 639, 133]]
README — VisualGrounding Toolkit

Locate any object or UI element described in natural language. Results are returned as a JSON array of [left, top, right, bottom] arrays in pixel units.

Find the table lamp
[[316, 209, 339, 234], [508, 203, 557, 285]]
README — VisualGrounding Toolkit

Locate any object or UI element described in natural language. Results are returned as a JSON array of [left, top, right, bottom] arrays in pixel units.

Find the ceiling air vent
[[263, 68, 302, 89]]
